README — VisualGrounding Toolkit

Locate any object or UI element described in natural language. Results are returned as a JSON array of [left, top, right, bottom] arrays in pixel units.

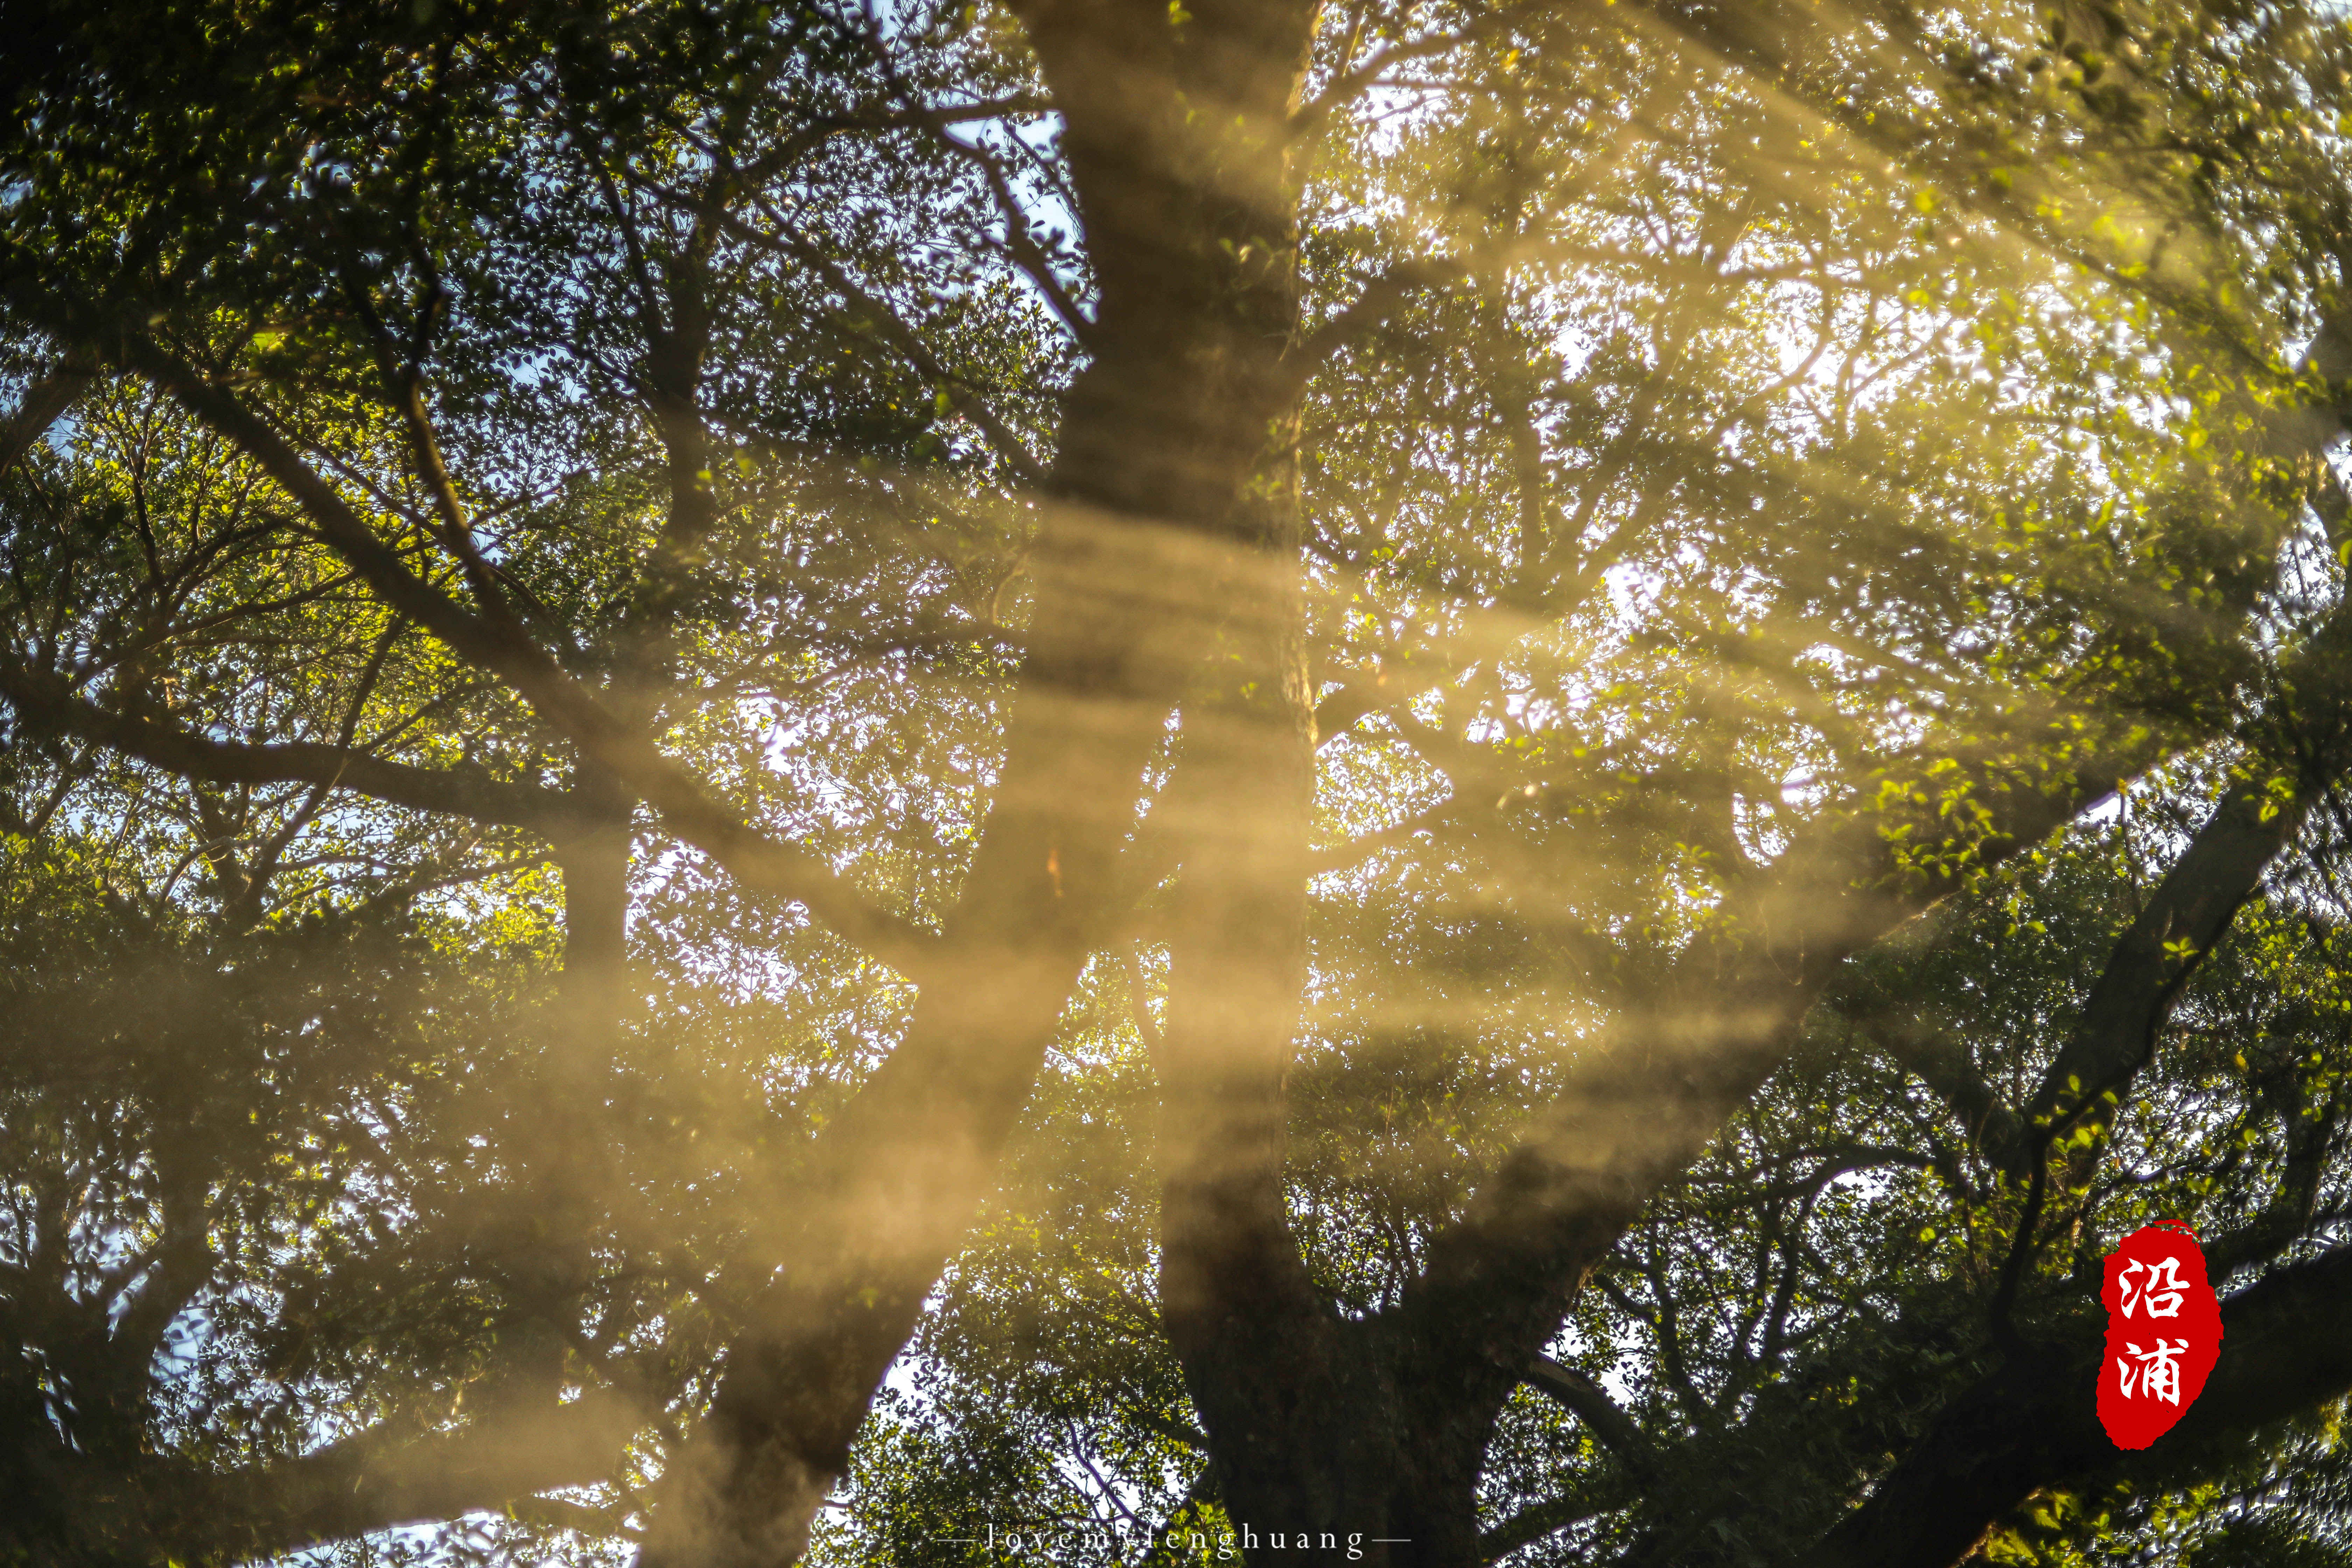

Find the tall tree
[[7, 2, 2352, 1566]]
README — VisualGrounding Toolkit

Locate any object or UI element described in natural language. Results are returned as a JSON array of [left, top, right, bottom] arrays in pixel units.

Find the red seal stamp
[[2097, 1222, 2222, 1449]]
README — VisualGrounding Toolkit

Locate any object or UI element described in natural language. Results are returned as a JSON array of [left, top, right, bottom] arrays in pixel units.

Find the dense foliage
[[8, 1, 2352, 1565]]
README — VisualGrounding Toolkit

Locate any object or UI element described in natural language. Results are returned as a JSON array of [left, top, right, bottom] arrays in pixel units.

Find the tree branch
[[0, 649, 601, 837], [179, 1391, 644, 1560], [2015, 600, 2352, 1187], [1806, 1243, 2352, 1568], [1478, 1492, 1618, 1564], [0, 363, 92, 476], [1289, 15, 1513, 140], [120, 338, 946, 980], [1521, 1355, 1661, 1480], [1390, 732, 2152, 1454], [1279, 258, 1468, 396], [1847, 996, 2024, 1166], [665, 193, 1052, 487]]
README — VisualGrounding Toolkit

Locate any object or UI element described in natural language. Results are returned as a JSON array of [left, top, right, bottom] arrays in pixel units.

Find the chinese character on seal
[[2098, 1222, 2221, 1449]]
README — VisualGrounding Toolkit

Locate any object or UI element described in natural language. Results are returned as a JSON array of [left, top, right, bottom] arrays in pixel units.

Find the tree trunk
[[1153, 435, 1410, 1550], [638, 4, 1330, 1561], [497, 807, 633, 1398]]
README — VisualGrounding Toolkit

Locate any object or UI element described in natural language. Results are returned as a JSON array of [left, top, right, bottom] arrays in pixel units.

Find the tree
[[7, 1, 2352, 1565]]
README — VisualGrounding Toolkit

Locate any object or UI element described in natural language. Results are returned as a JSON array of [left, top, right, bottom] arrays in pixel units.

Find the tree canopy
[[7, 1, 2352, 1565]]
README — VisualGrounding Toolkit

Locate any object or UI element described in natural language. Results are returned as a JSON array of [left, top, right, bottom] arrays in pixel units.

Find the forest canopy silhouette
[[8, 1, 2352, 1564]]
